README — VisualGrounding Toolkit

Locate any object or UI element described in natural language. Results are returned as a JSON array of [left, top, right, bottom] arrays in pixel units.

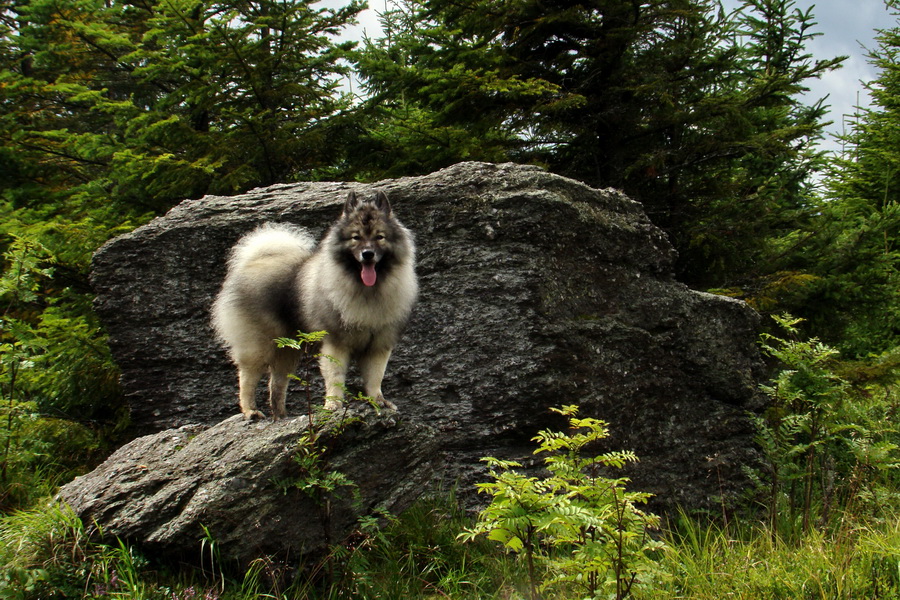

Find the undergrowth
[[2, 492, 900, 599], [639, 510, 900, 599]]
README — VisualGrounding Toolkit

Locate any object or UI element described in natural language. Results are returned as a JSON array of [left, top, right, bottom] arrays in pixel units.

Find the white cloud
[[802, 1, 893, 152], [315, 0, 384, 41]]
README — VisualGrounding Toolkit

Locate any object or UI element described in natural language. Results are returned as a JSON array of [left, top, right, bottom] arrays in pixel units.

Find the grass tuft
[[2, 494, 900, 599]]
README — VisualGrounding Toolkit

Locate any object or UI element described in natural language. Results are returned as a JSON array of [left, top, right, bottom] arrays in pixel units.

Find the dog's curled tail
[[225, 223, 315, 273]]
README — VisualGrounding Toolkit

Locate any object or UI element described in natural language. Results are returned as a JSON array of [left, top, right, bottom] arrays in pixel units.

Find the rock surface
[[70, 161, 767, 559], [60, 407, 436, 562]]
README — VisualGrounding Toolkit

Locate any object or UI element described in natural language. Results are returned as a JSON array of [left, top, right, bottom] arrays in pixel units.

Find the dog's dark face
[[336, 191, 398, 287]]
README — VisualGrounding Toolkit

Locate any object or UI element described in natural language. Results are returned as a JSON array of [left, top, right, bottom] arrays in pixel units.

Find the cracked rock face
[[65, 162, 766, 560], [60, 408, 436, 562]]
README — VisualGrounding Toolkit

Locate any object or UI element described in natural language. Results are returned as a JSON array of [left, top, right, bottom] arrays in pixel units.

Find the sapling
[[460, 405, 664, 600], [753, 314, 900, 536], [273, 330, 372, 586]]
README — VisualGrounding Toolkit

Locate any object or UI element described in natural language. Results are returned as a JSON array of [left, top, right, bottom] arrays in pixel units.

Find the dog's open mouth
[[361, 262, 377, 287]]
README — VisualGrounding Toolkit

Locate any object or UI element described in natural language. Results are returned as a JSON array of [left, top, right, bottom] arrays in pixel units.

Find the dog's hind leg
[[360, 348, 396, 410], [268, 349, 299, 420], [267, 371, 289, 420], [238, 364, 266, 420], [319, 339, 350, 411]]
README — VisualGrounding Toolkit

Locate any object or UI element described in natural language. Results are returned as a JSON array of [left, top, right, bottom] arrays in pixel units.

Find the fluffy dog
[[211, 191, 418, 419]]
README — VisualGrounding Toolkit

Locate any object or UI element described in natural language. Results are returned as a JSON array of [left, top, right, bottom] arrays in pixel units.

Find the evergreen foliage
[[750, 315, 900, 539], [460, 405, 664, 600], [355, 0, 843, 286], [0, 0, 897, 594], [2, 0, 363, 217], [0, 235, 114, 510], [782, 3, 900, 357], [0, 0, 365, 509]]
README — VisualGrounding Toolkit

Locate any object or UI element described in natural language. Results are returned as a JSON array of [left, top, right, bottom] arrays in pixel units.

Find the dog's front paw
[[324, 397, 343, 411], [375, 394, 397, 411], [242, 409, 266, 420]]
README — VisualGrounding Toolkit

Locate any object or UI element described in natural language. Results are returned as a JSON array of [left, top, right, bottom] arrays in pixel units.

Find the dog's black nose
[[362, 249, 375, 261]]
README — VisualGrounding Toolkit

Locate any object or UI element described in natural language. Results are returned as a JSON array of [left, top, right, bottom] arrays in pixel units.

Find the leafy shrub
[[460, 405, 665, 600], [750, 314, 900, 536], [0, 234, 121, 511]]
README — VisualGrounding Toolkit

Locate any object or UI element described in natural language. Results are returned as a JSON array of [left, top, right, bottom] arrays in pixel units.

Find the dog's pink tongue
[[361, 263, 377, 287]]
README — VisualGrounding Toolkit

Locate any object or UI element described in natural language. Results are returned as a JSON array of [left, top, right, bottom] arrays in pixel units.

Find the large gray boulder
[[67, 162, 765, 559]]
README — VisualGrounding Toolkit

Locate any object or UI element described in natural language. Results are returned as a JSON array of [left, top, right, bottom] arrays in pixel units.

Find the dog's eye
[[351, 234, 362, 241], [375, 234, 385, 241]]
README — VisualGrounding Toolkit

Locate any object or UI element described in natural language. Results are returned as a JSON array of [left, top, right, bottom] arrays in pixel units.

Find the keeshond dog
[[211, 191, 418, 419]]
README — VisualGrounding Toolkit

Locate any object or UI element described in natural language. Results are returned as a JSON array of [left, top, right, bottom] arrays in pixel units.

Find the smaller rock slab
[[58, 408, 437, 563]]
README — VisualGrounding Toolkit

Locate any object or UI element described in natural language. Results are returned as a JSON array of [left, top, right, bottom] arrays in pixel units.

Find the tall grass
[[2, 491, 900, 599], [0, 492, 532, 600], [637, 511, 900, 599]]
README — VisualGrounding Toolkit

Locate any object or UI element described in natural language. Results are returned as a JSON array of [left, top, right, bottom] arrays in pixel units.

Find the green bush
[[750, 315, 900, 537], [460, 405, 665, 600], [1, 234, 121, 512]]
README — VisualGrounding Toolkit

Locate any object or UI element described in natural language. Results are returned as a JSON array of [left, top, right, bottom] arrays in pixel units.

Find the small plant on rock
[[274, 330, 330, 432], [460, 405, 665, 600], [273, 330, 373, 587]]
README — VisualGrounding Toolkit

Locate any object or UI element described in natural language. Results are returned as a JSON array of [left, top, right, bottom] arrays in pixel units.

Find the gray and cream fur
[[211, 191, 418, 419]]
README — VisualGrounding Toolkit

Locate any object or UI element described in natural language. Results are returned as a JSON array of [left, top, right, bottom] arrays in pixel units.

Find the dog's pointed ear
[[373, 191, 392, 216], [343, 191, 361, 216]]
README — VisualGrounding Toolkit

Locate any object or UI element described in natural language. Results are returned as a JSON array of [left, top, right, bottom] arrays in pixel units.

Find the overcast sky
[[343, 0, 897, 155]]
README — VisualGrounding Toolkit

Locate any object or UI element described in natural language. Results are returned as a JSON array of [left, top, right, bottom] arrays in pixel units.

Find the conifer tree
[[1, 0, 363, 219], [355, 0, 843, 286], [0, 0, 363, 437], [793, 6, 900, 356]]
